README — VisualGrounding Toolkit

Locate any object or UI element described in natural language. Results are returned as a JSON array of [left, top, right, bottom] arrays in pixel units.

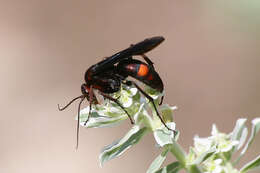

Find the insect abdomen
[[117, 60, 164, 92]]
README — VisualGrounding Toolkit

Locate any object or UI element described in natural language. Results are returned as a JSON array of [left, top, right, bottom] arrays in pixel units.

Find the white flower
[[209, 124, 239, 153], [204, 158, 223, 173], [119, 89, 133, 108]]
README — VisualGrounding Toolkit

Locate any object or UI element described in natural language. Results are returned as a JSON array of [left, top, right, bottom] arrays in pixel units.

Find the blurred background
[[0, 0, 259, 172]]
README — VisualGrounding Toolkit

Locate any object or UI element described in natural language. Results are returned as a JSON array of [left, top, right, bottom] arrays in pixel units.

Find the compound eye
[[81, 84, 88, 95]]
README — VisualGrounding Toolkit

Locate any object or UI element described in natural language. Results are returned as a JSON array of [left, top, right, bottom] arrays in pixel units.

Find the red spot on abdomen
[[137, 64, 149, 77]]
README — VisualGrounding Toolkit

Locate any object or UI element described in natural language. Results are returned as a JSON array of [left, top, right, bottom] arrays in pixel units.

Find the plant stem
[[169, 141, 202, 173], [169, 141, 187, 166]]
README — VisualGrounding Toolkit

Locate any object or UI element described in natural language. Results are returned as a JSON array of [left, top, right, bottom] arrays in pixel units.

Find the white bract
[[193, 136, 213, 156], [204, 158, 223, 173], [193, 124, 239, 156]]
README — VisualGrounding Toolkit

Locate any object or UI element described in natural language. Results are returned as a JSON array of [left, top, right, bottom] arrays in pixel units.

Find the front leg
[[76, 96, 85, 149], [84, 85, 94, 125]]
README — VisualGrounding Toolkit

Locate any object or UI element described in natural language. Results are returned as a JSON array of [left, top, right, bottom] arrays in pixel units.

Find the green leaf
[[99, 125, 148, 166], [155, 161, 182, 173], [187, 164, 203, 173], [240, 118, 260, 156], [153, 122, 176, 147], [147, 147, 169, 173], [192, 148, 216, 165], [223, 151, 232, 161], [240, 154, 260, 173], [140, 108, 154, 130], [160, 105, 177, 123], [186, 147, 196, 164]]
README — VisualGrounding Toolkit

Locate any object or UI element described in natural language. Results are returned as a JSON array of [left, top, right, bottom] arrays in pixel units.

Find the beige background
[[0, 1, 259, 173]]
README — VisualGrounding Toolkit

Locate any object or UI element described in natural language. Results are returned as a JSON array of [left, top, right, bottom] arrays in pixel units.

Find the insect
[[58, 36, 175, 148]]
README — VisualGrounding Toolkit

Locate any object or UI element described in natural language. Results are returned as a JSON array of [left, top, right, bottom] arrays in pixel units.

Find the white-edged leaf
[[153, 122, 176, 147], [147, 147, 169, 173], [231, 118, 247, 142], [99, 125, 148, 166], [241, 118, 260, 155], [133, 103, 145, 124], [80, 108, 127, 128], [155, 161, 182, 173], [240, 154, 260, 173], [237, 127, 248, 150], [79, 103, 131, 128], [82, 115, 127, 128]]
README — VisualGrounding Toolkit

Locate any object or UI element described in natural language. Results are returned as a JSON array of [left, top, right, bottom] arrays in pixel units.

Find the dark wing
[[91, 36, 165, 75]]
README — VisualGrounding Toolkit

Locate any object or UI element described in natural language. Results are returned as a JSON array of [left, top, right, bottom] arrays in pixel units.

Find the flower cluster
[[77, 84, 260, 173], [187, 125, 240, 173], [185, 119, 260, 173]]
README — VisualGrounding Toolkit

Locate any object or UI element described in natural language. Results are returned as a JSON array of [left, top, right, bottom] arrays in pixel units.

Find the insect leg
[[141, 54, 154, 69], [159, 95, 164, 105], [76, 96, 85, 149], [99, 92, 134, 125], [84, 85, 94, 125], [126, 80, 176, 134]]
